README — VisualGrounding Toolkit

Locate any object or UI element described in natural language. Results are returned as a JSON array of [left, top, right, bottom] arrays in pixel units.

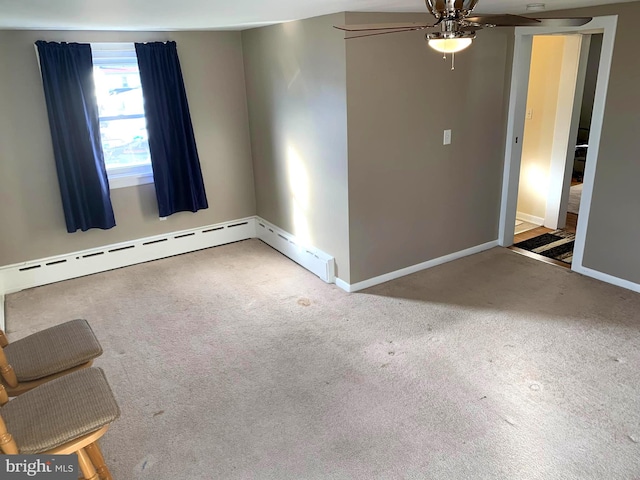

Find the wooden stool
[[0, 319, 103, 396], [0, 367, 120, 479]]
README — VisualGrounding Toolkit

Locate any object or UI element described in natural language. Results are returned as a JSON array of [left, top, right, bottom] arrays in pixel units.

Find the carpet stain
[[502, 417, 517, 427], [297, 298, 311, 307], [388, 351, 395, 356], [138, 455, 157, 472], [153, 410, 164, 417]]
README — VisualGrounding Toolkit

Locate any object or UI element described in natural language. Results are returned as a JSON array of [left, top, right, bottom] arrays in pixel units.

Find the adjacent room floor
[[512, 181, 582, 268], [5, 239, 640, 479]]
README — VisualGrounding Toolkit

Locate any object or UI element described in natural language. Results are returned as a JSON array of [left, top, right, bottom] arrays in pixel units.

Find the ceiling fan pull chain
[[452, 52, 455, 70]]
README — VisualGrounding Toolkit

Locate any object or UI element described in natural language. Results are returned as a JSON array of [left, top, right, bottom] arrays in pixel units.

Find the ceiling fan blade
[[465, 14, 592, 28], [533, 17, 593, 27], [344, 28, 429, 39], [465, 14, 541, 26], [334, 22, 433, 32]]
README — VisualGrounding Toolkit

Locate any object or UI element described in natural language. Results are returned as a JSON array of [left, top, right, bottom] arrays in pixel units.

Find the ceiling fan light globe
[[428, 37, 473, 53]]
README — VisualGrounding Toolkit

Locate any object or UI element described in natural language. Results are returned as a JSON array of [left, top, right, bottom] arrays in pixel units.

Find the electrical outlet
[[443, 129, 452, 145], [526, 109, 533, 119]]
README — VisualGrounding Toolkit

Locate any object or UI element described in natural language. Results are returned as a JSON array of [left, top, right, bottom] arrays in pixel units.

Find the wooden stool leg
[[0, 384, 8, 406], [77, 448, 99, 480], [85, 441, 112, 480], [0, 414, 18, 454], [0, 348, 18, 388]]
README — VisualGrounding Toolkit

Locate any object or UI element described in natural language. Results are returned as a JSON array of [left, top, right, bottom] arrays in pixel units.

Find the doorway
[[498, 16, 618, 276], [511, 33, 603, 268]]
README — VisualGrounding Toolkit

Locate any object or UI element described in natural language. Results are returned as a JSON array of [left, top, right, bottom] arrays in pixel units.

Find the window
[[91, 43, 153, 189]]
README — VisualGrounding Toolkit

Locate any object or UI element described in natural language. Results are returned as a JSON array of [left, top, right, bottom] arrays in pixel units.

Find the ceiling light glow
[[428, 37, 473, 53]]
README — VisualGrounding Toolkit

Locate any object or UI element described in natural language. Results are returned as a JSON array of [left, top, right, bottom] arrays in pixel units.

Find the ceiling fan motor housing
[[426, 28, 476, 42], [425, 0, 479, 19]]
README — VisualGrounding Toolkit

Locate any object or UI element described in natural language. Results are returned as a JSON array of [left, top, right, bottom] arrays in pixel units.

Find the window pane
[[92, 48, 152, 173], [100, 117, 150, 168]]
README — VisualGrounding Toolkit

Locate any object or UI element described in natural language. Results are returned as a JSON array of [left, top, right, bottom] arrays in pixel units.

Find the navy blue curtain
[[134, 41, 208, 217], [35, 41, 115, 233]]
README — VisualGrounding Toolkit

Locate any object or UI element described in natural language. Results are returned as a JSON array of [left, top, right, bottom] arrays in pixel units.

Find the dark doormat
[[513, 230, 575, 264]]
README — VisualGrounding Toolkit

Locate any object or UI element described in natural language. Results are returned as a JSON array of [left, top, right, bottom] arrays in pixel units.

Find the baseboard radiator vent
[[0, 218, 257, 295], [255, 217, 335, 284]]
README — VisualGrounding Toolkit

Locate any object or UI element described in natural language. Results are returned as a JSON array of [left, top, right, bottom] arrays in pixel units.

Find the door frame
[[498, 15, 618, 275]]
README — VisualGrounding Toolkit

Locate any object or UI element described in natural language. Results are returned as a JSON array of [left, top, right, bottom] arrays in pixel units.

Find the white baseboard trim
[[573, 264, 640, 294], [335, 278, 350, 292], [255, 217, 335, 283], [336, 240, 499, 293], [516, 212, 544, 225], [0, 294, 5, 331], [0, 217, 256, 296]]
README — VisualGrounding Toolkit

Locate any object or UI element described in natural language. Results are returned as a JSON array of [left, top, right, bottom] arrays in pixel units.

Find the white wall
[[517, 36, 568, 224]]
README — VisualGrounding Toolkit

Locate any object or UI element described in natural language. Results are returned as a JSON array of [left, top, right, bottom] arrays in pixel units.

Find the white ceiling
[[0, 0, 631, 31]]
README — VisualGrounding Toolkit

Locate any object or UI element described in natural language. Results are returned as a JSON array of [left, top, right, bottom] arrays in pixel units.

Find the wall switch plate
[[443, 129, 452, 145], [526, 109, 533, 119]]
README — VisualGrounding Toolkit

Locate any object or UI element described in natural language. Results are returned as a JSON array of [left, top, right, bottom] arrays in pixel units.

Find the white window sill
[[108, 172, 154, 189]]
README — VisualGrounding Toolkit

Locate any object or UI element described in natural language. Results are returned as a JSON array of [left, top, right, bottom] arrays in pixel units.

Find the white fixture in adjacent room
[[526, 3, 546, 11]]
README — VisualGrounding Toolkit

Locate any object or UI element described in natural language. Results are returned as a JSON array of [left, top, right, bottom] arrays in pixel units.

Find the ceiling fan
[[335, 0, 591, 65]]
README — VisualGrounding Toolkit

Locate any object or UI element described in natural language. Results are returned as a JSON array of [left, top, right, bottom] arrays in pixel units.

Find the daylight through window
[[92, 43, 153, 187]]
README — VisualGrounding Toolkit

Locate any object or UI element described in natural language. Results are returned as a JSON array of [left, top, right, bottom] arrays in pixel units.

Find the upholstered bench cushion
[[1, 367, 120, 454], [4, 319, 103, 382]]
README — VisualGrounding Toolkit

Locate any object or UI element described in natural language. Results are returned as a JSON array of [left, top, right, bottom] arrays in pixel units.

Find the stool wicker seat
[[0, 319, 103, 396], [0, 367, 120, 480]]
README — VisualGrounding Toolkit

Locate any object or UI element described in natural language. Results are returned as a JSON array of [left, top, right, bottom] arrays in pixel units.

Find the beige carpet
[[5, 239, 640, 479]]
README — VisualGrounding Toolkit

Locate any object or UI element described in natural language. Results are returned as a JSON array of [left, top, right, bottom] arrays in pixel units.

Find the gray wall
[[6, 3, 637, 289], [242, 14, 351, 281], [345, 12, 511, 283], [0, 30, 255, 266], [540, 3, 640, 284]]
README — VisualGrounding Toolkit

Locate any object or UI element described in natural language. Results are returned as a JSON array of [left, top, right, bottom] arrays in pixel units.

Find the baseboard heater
[[255, 218, 335, 284], [0, 218, 257, 295], [0, 216, 337, 297]]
